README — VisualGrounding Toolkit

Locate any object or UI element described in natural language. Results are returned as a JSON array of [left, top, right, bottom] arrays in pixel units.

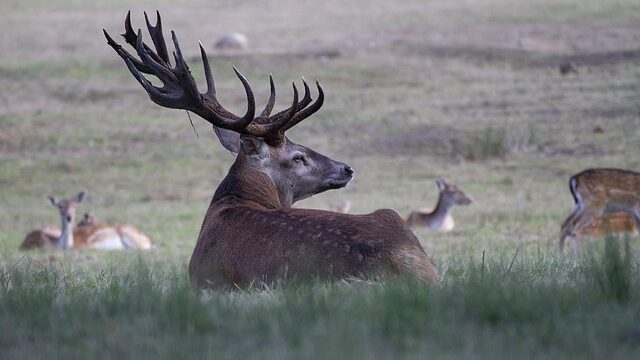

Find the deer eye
[[292, 154, 306, 163]]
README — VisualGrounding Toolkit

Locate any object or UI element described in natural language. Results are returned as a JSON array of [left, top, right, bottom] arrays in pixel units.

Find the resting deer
[[104, 12, 439, 288], [559, 168, 640, 253], [20, 208, 101, 250], [405, 178, 473, 232], [20, 225, 61, 250], [21, 192, 152, 250]]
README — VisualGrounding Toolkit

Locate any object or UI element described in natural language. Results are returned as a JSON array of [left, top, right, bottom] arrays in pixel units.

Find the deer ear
[[75, 191, 86, 203], [48, 196, 59, 206], [435, 178, 446, 190], [239, 136, 266, 158], [213, 126, 240, 154]]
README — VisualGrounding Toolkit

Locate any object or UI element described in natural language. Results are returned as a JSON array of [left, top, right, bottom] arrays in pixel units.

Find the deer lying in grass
[[559, 168, 640, 253], [20, 192, 152, 250], [405, 178, 473, 232], [20, 225, 61, 250], [20, 214, 97, 250], [104, 12, 439, 288]]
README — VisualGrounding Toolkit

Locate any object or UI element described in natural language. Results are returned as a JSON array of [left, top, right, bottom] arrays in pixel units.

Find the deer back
[[20, 226, 60, 250], [572, 168, 640, 206], [72, 223, 123, 249], [190, 201, 438, 288]]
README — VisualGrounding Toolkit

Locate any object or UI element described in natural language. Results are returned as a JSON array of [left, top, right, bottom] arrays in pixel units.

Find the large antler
[[103, 11, 324, 145]]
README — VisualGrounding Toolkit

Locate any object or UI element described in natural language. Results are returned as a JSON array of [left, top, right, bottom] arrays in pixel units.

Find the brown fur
[[189, 163, 439, 289], [559, 168, 640, 252], [20, 226, 60, 250], [70, 222, 152, 249], [580, 212, 638, 237]]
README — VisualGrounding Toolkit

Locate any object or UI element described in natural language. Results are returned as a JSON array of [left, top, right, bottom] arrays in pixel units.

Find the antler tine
[[104, 28, 154, 74], [260, 74, 276, 117], [282, 80, 324, 131], [254, 82, 298, 145], [199, 41, 216, 98], [268, 77, 312, 123], [144, 10, 170, 64], [170, 30, 256, 131], [230, 66, 257, 131], [299, 77, 313, 109], [104, 29, 180, 107], [135, 29, 178, 85], [276, 82, 299, 127], [169, 30, 203, 102], [122, 11, 167, 67]]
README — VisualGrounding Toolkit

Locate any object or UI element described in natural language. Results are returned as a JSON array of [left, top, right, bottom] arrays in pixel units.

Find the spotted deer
[[406, 178, 473, 232], [104, 12, 439, 288], [21, 192, 152, 250], [559, 168, 640, 253]]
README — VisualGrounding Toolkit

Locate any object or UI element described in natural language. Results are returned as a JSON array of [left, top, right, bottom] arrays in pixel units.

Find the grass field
[[1, 0, 640, 358]]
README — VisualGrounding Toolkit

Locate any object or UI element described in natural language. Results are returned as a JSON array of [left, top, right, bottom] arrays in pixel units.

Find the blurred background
[[1, 0, 639, 262]]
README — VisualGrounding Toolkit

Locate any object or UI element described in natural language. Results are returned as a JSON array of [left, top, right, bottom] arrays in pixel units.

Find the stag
[[104, 12, 438, 288]]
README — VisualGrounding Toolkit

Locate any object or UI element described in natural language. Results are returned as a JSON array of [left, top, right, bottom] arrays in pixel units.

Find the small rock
[[215, 32, 248, 50]]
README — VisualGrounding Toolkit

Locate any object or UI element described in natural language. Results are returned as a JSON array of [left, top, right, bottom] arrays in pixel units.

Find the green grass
[[2, 239, 640, 359]]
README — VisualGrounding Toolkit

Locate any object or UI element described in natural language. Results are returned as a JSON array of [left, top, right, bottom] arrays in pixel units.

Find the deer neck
[[212, 160, 284, 209], [425, 193, 454, 228], [56, 217, 74, 249]]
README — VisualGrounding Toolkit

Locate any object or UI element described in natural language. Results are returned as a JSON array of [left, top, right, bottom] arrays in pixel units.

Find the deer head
[[104, 12, 353, 207], [48, 191, 85, 249], [436, 178, 473, 206], [78, 212, 95, 227]]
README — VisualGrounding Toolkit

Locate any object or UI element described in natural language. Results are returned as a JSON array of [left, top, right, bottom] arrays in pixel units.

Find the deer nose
[[342, 165, 354, 176]]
